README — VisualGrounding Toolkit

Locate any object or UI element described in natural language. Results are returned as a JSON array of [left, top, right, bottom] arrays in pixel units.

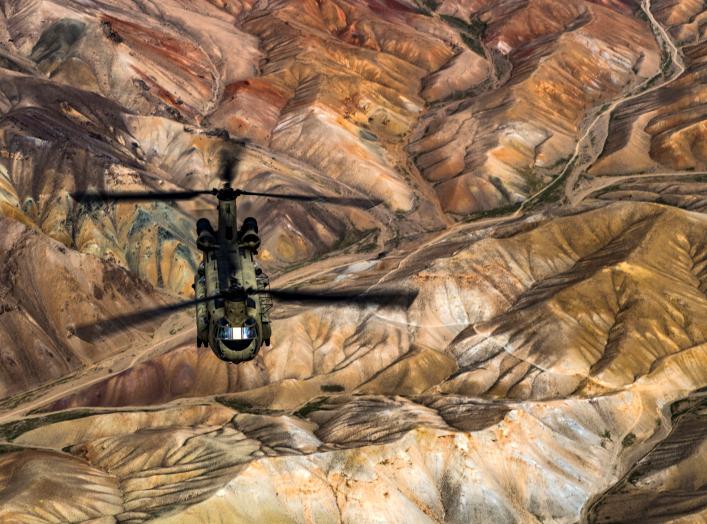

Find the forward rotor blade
[[71, 189, 213, 203], [254, 287, 417, 308], [73, 293, 222, 341], [238, 189, 382, 208]]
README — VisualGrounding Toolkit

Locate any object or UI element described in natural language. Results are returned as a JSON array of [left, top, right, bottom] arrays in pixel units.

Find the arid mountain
[[0, 0, 705, 523]]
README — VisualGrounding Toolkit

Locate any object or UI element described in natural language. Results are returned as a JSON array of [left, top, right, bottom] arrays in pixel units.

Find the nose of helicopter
[[214, 318, 259, 363], [216, 337, 258, 363]]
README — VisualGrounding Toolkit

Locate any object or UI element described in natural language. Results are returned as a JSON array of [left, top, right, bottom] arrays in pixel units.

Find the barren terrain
[[0, 0, 705, 522]]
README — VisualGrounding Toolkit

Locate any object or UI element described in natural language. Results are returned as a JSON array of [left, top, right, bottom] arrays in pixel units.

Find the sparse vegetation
[[216, 396, 281, 415], [440, 14, 487, 56], [216, 396, 255, 412], [320, 384, 345, 392], [520, 157, 578, 211], [529, 511, 546, 523], [518, 166, 548, 193], [548, 156, 572, 169], [417, 0, 439, 14], [660, 54, 673, 75], [0, 409, 94, 441], [621, 432, 636, 447], [440, 14, 466, 29], [440, 14, 486, 37], [634, 7, 648, 22], [468, 16, 487, 37], [100, 20, 123, 43], [461, 34, 485, 56], [600, 429, 612, 448], [463, 202, 522, 223], [0, 443, 23, 455]]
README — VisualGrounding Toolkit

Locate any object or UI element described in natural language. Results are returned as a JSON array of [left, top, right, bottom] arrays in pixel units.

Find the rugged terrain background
[[0, 0, 705, 522]]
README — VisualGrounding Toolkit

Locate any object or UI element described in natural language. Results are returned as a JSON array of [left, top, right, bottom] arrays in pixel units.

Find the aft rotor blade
[[73, 293, 223, 341], [219, 138, 249, 185], [219, 150, 237, 185], [238, 189, 382, 208], [256, 287, 417, 308], [71, 189, 213, 203]]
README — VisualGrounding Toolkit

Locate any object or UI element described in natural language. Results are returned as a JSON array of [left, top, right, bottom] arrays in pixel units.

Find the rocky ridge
[[0, 0, 704, 523]]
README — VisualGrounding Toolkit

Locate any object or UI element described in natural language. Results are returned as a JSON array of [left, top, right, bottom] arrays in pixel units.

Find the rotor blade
[[254, 287, 417, 308], [219, 138, 249, 185], [71, 189, 213, 203], [219, 150, 237, 185], [238, 190, 382, 208], [73, 293, 223, 341]]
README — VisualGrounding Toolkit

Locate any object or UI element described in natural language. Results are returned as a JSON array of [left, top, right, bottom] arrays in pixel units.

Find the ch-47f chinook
[[71, 141, 416, 364]]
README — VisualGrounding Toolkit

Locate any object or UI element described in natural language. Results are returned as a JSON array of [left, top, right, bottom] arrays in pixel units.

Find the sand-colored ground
[[0, 0, 705, 522]]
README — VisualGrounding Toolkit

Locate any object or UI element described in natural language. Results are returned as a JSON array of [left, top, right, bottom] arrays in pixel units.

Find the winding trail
[[570, 170, 707, 204], [521, 0, 686, 211]]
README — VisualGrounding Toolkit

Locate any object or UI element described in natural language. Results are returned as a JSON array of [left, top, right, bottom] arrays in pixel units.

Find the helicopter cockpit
[[216, 318, 257, 351]]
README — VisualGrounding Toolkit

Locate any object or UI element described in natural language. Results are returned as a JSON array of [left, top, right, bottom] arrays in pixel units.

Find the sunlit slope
[[0, 62, 387, 291], [588, 390, 707, 524], [38, 203, 707, 414], [410, 0, 659, 213], [1, 335, 704, 523], [432, 204, 707, 399], [0, 217, 176, 397], [591, 0, 707, 176], [0, 0, 705, 522]]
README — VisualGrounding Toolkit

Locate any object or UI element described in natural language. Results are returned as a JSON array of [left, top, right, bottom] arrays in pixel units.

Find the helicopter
[[70, 141, 416, 364]]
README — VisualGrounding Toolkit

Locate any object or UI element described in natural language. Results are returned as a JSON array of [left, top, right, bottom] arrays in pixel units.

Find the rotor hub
[[216, 186, 240, 201]]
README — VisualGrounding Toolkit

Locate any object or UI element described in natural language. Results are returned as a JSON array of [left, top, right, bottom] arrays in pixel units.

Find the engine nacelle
[[196, 218, 217, 251], [239, 216, 260, 250], [197, 218, 215, 234]]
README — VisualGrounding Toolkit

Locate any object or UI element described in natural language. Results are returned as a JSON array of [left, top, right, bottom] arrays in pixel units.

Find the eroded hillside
[[0, 0, 705, 523]]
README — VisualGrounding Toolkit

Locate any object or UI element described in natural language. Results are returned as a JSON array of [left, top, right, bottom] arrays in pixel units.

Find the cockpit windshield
[[216, 324, 257, 341]]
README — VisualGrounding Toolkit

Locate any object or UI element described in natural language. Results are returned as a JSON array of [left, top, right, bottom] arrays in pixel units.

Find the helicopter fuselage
[[194, 190, 272, 363]]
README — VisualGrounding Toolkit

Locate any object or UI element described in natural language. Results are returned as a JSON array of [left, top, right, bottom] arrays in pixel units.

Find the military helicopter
[[71, 141, 416, 364]]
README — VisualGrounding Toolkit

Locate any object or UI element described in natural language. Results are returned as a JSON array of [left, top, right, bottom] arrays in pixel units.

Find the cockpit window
[[216, 324, 257, 341], [222, 339, 253, 351]]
